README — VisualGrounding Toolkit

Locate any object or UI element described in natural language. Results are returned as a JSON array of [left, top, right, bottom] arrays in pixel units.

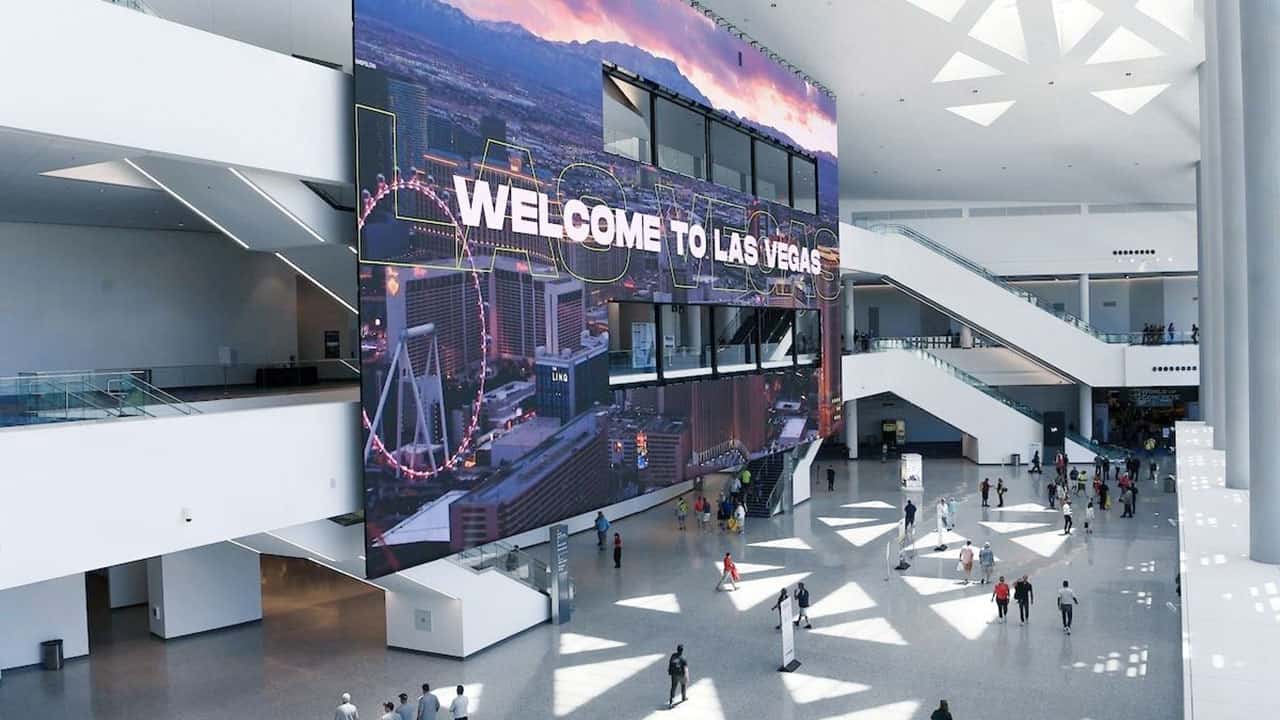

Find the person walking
[[1130, 482, 1140, 516], [1120, 487, 1134, 518], [594, 512, 609, 550], [980, 478, 991, 507], [699, 495, 712, 531], [1084, 500, 1095, 535], [904, 499, 917, 532], [612, 532, 622, 569], [1014, 575, 1034, 625], [675, 496, 689, 531], [1062, 499, 1073, 535], [958, 541, 975, 585], [794, 582, 812, 629], [667, 645, 689, 708], [996, 478, 1007, 507], [947, 496, 958, 530], [930, 700, 954, 720], [733, 502, 746, 534], [979, 542, 995, 584], [1057, 580, 1080, 635], [827, 466, 836, 492], [1046, 480, 1057, 509], [1031, 450, 1042, 474], [718, 494, 731, 532], [449, 686, 469, 720], [1076, 470, 1087, 496], [771, 587, 792, 630], [396, 693, 415, 720], [992, 575, 1011, 623], [335, 693, 360, 720], [716, 553, 740, 591], [692, 496, 705, 531], [416, 684, 439, 720], [381, 701, 401, 720]]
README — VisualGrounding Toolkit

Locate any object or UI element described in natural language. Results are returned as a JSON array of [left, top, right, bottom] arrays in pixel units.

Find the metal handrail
[[450, 539, 552, 595]]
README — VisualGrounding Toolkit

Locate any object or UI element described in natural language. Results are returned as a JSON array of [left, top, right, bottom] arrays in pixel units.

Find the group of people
[[333, 685, 471, 720], [1139, 322, 1184, 344], [978, 477, 1007, 507], [987, 576, 1081, 633]]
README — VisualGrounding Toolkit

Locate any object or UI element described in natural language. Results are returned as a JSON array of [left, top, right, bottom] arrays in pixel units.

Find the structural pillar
[[841, 275, 858, 458], [146, 542, 262, 639], [1198, 15, 1227, 447], [1078, 384, 1093, 441], [1078, 273, 1090, 324], [1218, 0, 1251, 489], [1240, 0, 1280, 563]]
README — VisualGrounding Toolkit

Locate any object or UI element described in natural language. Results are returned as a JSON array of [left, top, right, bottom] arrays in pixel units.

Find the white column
[[1078, 273, 1090, 324], [1199, 14, 1227, 447], [1241, 0, 1280, 563], [1078, 384, 1093, 441], [146, 542, 262, 639], [841, 275, 858, 459], [1219, 0, 1251, 489], [844, 400, 859, 459]]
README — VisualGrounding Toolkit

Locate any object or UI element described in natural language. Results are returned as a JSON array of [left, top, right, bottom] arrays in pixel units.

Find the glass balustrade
[[451, 540, 552, 594], [0, 371, 200, 428]]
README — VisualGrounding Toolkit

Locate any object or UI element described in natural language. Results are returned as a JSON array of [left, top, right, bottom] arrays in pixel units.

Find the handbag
[[956, 560, 965, 573]]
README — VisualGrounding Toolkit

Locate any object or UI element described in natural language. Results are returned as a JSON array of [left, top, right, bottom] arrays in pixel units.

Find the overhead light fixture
[[1051, 0, 1103, 55], [932, 52, 1004, 83], [124, 158, 251, 250], [41, 159, 159, 190], [1136, 0, 1195, 40], [945, 100, 1016, 126], [1090, 84, 1170, 114], [969, 0, 1029, 62], [1087, 27, 1164, 64], [904, 0, 966, 23]]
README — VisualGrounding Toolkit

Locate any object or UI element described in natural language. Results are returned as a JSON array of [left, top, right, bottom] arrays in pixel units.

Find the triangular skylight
[[1051, 0, 1103, 54], [1086, 27, 1165, 64], [1091, 84, 1170, 114], [1136, 0, 1195, 40], [945, 100, 1016, 126], [904, 0, 967, 23], [932, 52, 1004, 82], [41, 159, 158, 190], [969, 0, 1028, 62]]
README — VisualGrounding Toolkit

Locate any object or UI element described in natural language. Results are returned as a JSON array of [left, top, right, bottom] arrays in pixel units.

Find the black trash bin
[[40, 639, 63, 671]]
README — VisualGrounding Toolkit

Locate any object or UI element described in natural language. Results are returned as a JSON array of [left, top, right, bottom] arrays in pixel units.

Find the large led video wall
[[355, 0, 841, 578]]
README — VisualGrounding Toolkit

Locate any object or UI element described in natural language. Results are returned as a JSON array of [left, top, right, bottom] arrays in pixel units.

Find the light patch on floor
[[901, 575, 970, 596], [558, 632, 626, 655], [929, 593, 998, 640], [834, 522, 900, 547], [616, 593, 681, 614], [781, 672, 870, 704], [717, 561, 783, 576], [642, 678, 724, 719], [810, 616, 908, 645], [725, 572, 814, 612], [841, 500, 896, 510], [748, 537, 813, 551], [553, 654, 664, 716], [907, 530, 967, 551], [978, 520, 1053, 534], [808, 581, 877, 619], [1010, 529, 1072, 557], [818, 517, 878, 528], [820, 699, 922, 720], [993, 502, 1057, 513]]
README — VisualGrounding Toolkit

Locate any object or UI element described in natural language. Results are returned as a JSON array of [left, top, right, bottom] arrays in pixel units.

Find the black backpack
[[668, 653, 684, 676]]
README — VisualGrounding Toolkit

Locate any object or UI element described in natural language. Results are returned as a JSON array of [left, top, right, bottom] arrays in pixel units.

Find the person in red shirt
[[613, 532, 622, 569], [716, 552, 740, 591], [992, 575, 1011, 623]]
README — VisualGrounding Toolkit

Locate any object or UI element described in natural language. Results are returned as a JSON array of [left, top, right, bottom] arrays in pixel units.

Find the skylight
[[945, 100, 1016, 126], [904, 0, 967, 23], [1051, 0, 1103, 54], [969, 0, 1028, 62], [932, 52, 1004, 82], [1086, 27, 1165, 64], [1091, 84, 1171, 114], [1136, 0, 1195, 40]]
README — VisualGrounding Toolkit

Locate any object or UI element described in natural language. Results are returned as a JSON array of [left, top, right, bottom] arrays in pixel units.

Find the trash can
[[1164, 474, 1176, 493], [39, 639, 63, 671], [1010, 453, 1021, 468]]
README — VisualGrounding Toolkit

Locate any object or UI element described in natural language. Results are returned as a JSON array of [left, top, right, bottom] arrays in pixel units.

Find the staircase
[[448, 539, 552, 595], [743, 452, 789, 518]]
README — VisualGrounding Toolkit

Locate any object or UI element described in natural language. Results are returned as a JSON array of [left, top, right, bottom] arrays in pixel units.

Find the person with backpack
[[793, 582, 812, 629], [666, 645, 689, 708], [996, 478, 1007, 507], [904, 499, 917, 532]]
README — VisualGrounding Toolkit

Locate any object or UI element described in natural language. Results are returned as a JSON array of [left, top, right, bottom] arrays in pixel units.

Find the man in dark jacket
[[904, 499, 917, 531], [667, 645, 688, 708], [930, 699, 953, 720]]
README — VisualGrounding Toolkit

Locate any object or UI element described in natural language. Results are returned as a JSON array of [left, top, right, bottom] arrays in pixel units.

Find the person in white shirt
[[335, 693, 360, 720], [1057, 580, 1080, 634], [1061, 500, 1073, 534], [1084, 501, 1095, 535], [733, 502, 746, 534], [416, 683, 440, 720], [449, 685, 469, 720]]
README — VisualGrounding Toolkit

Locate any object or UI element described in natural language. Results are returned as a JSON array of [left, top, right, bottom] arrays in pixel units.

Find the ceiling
[[0, 128, 210, 231], [701, 0, 1204, 205]]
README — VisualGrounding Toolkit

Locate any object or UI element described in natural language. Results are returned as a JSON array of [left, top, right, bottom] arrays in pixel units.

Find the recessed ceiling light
[[1087, 27, 1164, 64], [1091, 84, 1170, 114], [1052, 0, 1103, 54], [969, 0, 1029, 62], [945, 99, 1017, 126], [932, 52, 1004, 83]]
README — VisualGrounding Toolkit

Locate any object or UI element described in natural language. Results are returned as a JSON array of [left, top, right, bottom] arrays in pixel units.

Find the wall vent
[[1089, 202, 1197, 214], [968, 204, 1082, 217]]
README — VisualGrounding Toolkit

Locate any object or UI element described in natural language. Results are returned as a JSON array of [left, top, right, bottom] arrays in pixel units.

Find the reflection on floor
[[0, 458, 1183, 719]]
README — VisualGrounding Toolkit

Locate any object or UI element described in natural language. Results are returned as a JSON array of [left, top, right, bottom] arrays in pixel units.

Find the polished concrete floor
[[0, 458, 1183, 719]]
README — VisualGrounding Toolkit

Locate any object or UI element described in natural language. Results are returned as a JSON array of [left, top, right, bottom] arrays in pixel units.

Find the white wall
[[846, 200, 1197, 276], [107, 560, 149, 608], [0, 573, 88, 670], [296, 275, 358, 362], [0, 398, 361, 592], [147, 542, 262, 639], [0, 222, 298, 375]]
